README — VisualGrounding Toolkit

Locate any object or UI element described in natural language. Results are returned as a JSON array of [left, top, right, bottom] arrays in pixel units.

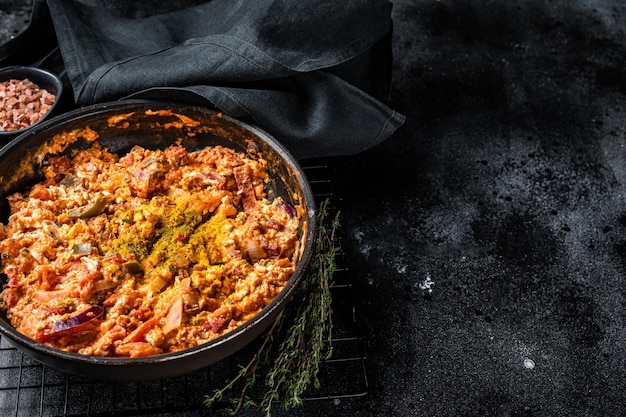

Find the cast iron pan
[[0, 100, 316, 381]]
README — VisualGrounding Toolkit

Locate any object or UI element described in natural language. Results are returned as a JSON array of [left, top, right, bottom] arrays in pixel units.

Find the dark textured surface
[[330, 1, 626, 415], [4, 0, 626, 416]]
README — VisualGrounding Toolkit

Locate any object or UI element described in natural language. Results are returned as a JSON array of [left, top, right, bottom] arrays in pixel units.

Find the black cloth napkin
[[45, 0, 405, 159]]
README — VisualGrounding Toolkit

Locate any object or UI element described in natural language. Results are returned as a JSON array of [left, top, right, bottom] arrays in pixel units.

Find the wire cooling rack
[[0, 161, 369, 417]]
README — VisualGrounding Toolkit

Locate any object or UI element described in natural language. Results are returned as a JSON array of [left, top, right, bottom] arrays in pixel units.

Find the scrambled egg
[[0, 143, 300, 357]]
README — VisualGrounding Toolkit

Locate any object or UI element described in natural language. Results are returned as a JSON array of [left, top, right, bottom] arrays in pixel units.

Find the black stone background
[[5, 0, 626, 416], [330, 1, 626, 415]]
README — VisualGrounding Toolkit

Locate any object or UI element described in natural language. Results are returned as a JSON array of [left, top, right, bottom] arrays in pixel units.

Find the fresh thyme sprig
[[203, 199, 338, 416]]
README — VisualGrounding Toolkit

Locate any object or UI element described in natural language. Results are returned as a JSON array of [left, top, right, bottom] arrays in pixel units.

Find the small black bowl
[[0, 66, 63, 142]]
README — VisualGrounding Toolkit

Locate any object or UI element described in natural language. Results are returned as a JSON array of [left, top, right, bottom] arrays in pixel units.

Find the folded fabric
[[46, 0, 405, 159]]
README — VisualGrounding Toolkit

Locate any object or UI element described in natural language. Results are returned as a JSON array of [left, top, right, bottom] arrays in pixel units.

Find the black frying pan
[[0, 100, 316, 381]]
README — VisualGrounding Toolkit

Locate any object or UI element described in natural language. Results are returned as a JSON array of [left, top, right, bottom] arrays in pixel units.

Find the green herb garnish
[[203, 199, 338, 416]]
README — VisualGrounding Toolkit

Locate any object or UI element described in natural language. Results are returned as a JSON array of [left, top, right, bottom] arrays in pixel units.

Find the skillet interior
[[0, 100, 315, 381]]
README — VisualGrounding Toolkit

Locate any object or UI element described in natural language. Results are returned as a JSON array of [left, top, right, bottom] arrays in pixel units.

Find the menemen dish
[[0, 142, 300, 357]]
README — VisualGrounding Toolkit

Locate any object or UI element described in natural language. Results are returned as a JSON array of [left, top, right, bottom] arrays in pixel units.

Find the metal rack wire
[[0, 161, 368, 417]]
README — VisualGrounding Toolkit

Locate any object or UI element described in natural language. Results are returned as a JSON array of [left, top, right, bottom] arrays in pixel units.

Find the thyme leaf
[[203, 199, 338, 416]]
